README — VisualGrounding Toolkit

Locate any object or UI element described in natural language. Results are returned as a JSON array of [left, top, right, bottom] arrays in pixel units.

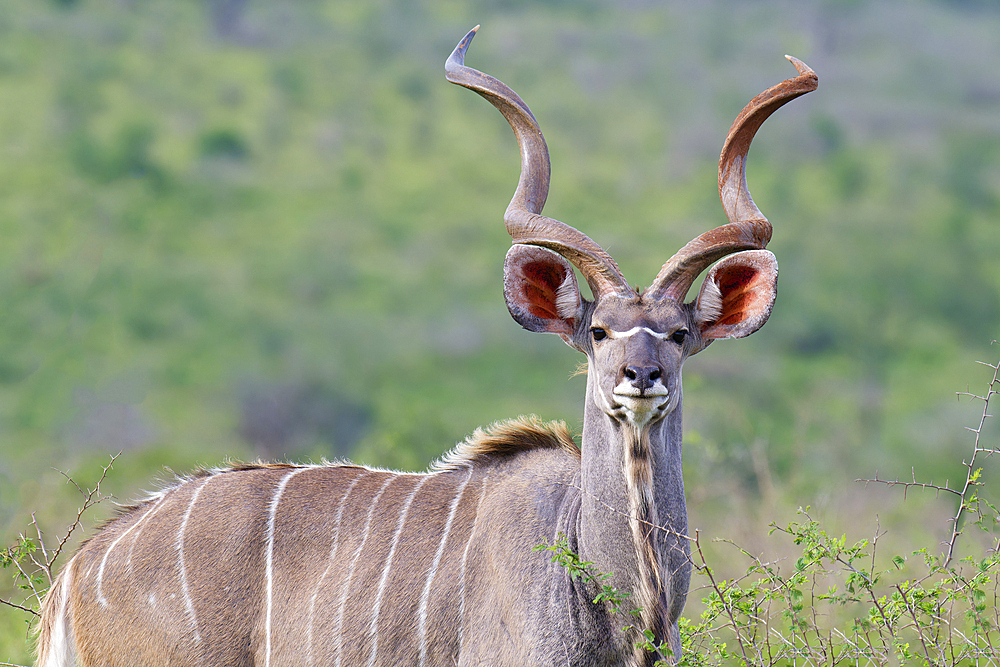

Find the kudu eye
[[591, 327, 607, 342], [671, 329, 688, 345]]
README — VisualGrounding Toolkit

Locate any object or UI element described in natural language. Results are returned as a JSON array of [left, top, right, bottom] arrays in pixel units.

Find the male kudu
[[36, 27, 815, 667]]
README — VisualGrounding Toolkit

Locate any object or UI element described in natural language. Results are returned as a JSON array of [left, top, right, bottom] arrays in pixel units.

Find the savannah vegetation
[[1, 0, 999, 663]]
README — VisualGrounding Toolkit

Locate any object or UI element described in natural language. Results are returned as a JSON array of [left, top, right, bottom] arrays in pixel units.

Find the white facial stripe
[[605, 326, 673, 341]]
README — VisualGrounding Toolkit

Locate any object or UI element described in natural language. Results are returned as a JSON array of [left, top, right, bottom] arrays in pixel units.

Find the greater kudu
[[36, 27, 816, 667]]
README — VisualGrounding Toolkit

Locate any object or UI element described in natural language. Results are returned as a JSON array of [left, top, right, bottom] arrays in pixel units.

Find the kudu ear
[[694, 249, 778, 341], [503, 245, 582, 343]]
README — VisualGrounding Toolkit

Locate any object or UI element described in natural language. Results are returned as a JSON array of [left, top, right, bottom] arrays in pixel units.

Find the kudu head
[[447, 26, 816, 432]]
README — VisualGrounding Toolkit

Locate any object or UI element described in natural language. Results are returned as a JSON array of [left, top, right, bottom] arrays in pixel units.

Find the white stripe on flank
[[367, 475, 430, 667], [264, 467, 309, 667], [306, 470, 370, 666], [418, 466, 473, 666], [606, 326, 674, 340], [41, 555, 76, 667], [124, 493, 168, 571], [176, 476, 211, 644], [334, 474, 397, 667], [456, 472, 487, 652], [95, 498, 163, 606]]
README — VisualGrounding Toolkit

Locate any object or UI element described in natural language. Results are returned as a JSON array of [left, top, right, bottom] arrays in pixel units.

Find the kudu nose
[[622, 365, 662, 393]]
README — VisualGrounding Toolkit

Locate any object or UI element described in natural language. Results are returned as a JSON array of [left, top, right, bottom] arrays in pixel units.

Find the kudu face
[[586, 295, 690, 429]]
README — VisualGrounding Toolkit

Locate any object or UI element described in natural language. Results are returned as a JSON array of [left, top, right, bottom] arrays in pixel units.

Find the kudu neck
[[578, 368, 685, 507], [576, 370, 689, 627]]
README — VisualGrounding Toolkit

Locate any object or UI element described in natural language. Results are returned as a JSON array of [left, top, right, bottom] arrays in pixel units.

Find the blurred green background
[[2, 0, 999, 659]]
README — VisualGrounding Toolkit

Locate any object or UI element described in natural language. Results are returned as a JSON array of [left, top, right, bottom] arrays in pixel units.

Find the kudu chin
[[36, 27, 815, 667]]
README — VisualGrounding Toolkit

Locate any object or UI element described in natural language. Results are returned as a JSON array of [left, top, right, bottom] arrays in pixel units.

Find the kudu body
[[36, 28, 815, 667]]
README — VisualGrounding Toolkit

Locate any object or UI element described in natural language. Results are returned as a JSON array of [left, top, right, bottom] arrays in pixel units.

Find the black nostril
[[623, 365, 661, 392]]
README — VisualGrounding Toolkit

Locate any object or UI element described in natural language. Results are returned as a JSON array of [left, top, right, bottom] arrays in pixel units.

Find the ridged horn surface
[[446, 27, 635, 299], [647, 56, 817, 303]]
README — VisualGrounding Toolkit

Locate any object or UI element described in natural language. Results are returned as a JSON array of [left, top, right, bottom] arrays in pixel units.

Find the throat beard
[[622, 426, 667, 664]]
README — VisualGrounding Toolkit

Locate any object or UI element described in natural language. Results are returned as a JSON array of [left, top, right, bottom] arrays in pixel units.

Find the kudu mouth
[[610, 378, 676, 429]]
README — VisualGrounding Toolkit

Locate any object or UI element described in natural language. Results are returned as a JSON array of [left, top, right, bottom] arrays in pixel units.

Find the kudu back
[[36, 28, 815, 667]]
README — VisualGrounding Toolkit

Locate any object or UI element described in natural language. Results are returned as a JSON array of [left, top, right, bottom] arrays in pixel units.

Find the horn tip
[[447, 25, 481, 72], [784, 54, 817, 81]]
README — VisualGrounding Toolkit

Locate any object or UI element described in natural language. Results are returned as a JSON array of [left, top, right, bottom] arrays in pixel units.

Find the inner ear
[[503, 245, 581, 336], [695, 249, 778, 340]]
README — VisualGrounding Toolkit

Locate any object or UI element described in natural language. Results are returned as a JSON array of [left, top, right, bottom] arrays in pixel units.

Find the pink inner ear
[[712, 265, 761, 327], [504, 245, 579, 338], [700, 255, 777, 340], [520, 261, 568, 319]]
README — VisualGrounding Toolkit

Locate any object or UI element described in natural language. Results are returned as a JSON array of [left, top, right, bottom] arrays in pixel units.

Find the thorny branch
[[1, 454, 119, 620], [944, 351, 1000, 567], [691, 530, 753, 665], [857, 468, 961, 499], [50, 453, 119, 578], [0, 597, 38, 617], [894, 582, 934, 663], [859, 345, 999, 568]]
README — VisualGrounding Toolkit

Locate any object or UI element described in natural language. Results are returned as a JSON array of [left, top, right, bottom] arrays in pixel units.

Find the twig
[[49, 453, 120, 570], [944, 355, 999, 567], [28, 514, 50, 585], [856, 351, 999, 571], [893, 583, 933, 663], [7, 544, 42, 617], [1, 453, 120, 625], [692, 530, 753, 665], [856, 468, 961, 499], [0, 597, 39, 617]]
